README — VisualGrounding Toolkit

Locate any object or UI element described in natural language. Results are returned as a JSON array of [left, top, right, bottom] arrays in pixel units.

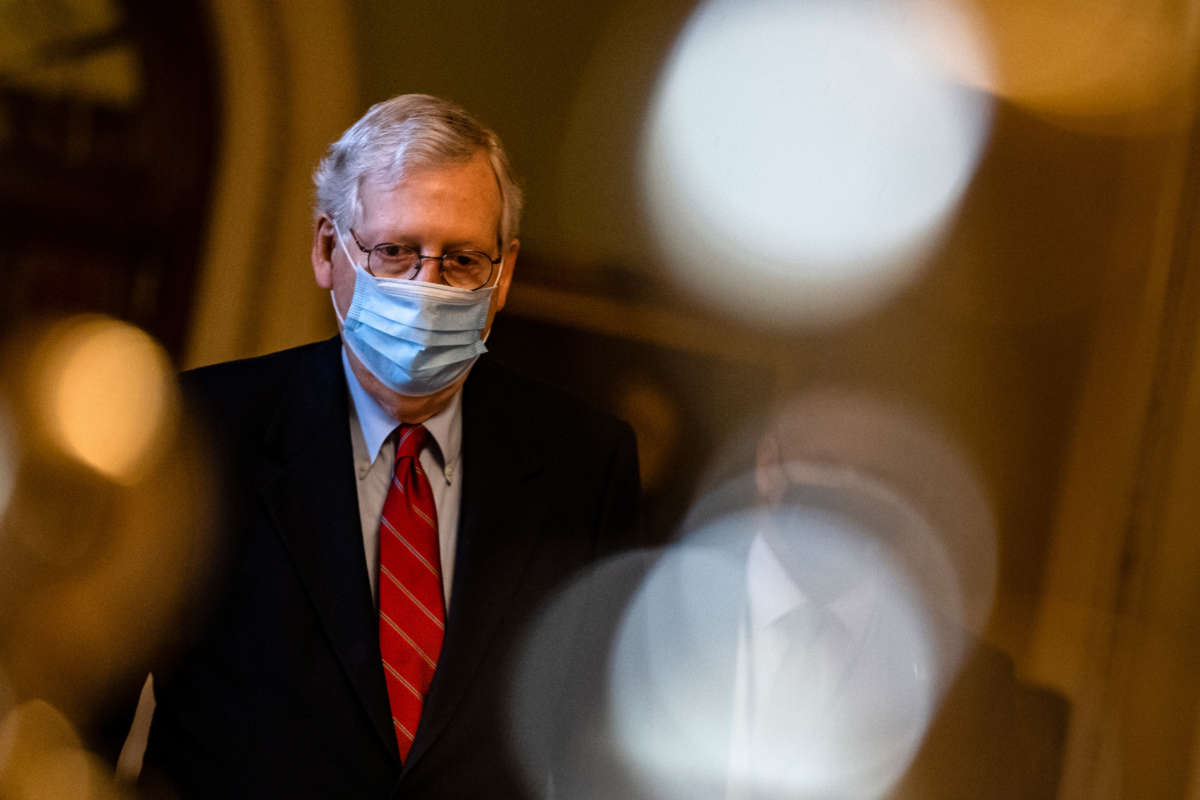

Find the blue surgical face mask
[[332, 226, 500, 396]]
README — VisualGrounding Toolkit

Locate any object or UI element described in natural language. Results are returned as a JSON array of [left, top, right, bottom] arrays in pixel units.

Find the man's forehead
[[356, 157, 501, 216], [362, 151, 497, 190]]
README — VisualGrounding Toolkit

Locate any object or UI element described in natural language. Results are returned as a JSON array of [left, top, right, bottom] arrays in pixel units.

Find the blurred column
[[184, 0, 359, 368], [1027, 11, 1200, 797]]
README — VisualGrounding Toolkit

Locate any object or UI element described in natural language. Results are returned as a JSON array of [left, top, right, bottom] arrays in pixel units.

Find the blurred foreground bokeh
[[0, 315, 216, 798], [510, 388, 1070, 799]]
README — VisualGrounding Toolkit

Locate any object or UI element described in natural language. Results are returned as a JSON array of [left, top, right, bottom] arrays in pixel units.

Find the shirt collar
[[747, 532, 806, 631], [746, 531, 878, 643], [341, 347, 463, 483]]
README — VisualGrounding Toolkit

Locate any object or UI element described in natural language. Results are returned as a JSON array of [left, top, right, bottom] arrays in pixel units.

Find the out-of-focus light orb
[[34, 315, 177, 484], [915, 0, 1198, 129], [508, 552, 652, 797], [609, 508, 940, 799], [758, 387, 996, 633], [641, 0, 992, 328]]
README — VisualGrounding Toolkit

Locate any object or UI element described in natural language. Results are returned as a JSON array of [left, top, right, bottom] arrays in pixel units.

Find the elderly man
[[139, 94, 640, 797]]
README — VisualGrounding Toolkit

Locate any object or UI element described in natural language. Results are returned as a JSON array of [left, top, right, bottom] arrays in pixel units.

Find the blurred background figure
[[514, 388, 1064, 799], [4, 0, 1200, 798], [736, 389, 1062, 800]]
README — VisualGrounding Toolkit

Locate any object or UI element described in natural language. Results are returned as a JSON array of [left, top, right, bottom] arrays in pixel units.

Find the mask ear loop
[[329, 223, 359, 329], [330, 227, 500, 335], [480, 249, 509, 345], [333, 223, 369, 274], [492, 250, 506, 290], [338, 221, 506, 293], [330, 291, 347, 327]]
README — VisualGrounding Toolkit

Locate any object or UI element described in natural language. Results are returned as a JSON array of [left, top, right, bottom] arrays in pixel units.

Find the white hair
[[313, 93, 523, 244]]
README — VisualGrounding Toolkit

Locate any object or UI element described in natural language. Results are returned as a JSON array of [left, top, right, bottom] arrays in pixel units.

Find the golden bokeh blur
[[0, 700, 125, 800], [0, 0, 140, 106], [0, 315, 216, 787], [915, 0, 1199, 130], [31, 315, 179, 485], [613, 379, 681, 494]]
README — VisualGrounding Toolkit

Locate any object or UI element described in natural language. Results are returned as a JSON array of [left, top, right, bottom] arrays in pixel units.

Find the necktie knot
[[395, 423, 429, 462]]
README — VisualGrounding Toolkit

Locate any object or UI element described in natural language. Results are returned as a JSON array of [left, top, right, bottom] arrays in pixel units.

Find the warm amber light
[[915, 0, 1198, 129], [0, 700, 122, 800], [35, 316, 177, 484], [613, 379, 681, 493]]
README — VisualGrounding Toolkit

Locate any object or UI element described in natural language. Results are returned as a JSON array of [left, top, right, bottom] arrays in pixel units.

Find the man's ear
[[312, 215, 337, 289], [494, 238, 519, 311]]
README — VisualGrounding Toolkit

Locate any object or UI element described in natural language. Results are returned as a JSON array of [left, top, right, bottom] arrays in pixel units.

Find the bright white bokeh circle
[[608, 508, 941, 799], [641, 0, 992, 327]]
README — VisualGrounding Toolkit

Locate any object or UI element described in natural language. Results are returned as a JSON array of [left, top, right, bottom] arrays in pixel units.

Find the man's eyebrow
[[368, 232, 493, 251], [365, 230, 413, 245], [434, 237, 497, 252]]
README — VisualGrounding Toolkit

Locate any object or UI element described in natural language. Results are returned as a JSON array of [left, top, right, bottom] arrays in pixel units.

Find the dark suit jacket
[[139, 336, 640, 798]]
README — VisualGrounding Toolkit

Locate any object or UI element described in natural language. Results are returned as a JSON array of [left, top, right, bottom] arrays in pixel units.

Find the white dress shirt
[[726, 531, 879, 800], [341, 349, 463, 609]]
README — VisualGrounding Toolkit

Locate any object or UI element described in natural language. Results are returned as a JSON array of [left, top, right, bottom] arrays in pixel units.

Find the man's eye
[[378, 245, 405, 259]]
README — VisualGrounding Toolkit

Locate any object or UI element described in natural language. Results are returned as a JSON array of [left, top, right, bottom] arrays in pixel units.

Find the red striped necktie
[[377, 423, 444, 760]]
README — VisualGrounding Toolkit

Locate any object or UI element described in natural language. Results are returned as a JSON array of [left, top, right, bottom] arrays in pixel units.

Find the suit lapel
[[253, 337, 398, 761], [402, 361, 544, 770]]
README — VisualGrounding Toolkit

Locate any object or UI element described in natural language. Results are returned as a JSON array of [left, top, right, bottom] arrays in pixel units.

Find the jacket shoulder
[[468, 357, 632, 447], [179, 337, 341, 429], [181, 337, 338, 389]]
